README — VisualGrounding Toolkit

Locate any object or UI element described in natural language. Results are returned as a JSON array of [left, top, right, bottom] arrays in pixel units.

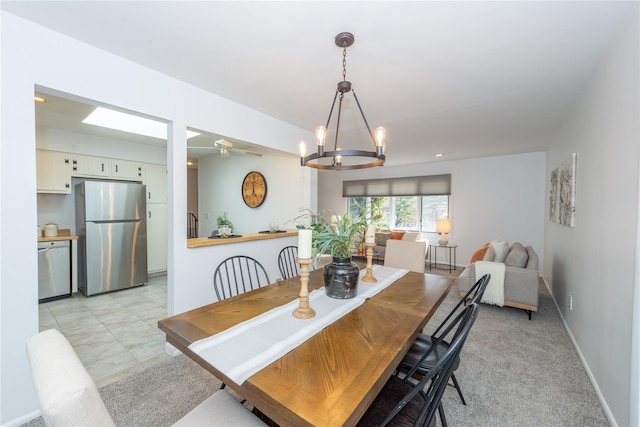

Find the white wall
[[0, 12, 313, 425], [318, 152, 547, 269], [198, 150, 309, 237], [543, 11, 639, 427]]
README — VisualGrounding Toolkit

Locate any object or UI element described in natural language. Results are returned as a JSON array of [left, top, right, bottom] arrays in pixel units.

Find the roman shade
[[343, 174, 451, 197]]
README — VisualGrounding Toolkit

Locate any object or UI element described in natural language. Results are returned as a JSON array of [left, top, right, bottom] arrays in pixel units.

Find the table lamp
[[436, 217, 451, 246]]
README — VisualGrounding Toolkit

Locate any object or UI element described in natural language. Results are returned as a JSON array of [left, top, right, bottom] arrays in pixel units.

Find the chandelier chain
[[342, 45, 347, 81]]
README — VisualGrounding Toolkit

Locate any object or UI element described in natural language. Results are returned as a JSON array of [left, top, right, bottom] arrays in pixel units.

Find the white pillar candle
[[365, 224, 376, 244], [297, 229, 313, 259]]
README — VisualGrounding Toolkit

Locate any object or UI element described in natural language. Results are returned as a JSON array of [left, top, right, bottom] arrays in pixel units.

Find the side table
[[428, 244, 458, 273]]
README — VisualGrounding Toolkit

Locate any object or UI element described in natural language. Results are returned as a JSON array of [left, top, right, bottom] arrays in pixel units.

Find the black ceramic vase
[[324, 256, 360, 299]]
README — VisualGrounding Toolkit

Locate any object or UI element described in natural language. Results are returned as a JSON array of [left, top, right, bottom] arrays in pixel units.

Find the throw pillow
[[470, 243, 490, 263], [489, 240, 510, 262], [483, 245, 495, 261], [390, 231, 405, 240], [505, 242, 529, 268], [401, 231, 419, 241], [374, 232, 391, 247]]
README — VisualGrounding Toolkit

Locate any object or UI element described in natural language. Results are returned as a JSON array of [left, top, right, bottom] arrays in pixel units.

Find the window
[[347, 195, 448, 232], [344, 174, 451, 232]]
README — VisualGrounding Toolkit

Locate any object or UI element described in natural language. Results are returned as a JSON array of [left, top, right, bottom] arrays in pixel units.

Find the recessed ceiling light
[[34, 96, 47, 103], [434, 153, 444, 158]]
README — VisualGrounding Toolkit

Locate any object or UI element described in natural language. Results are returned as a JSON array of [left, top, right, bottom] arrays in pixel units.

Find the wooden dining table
[[158, 268, 452, 427]]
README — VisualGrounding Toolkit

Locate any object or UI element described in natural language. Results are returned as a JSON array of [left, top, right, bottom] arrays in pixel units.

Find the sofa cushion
[[375, 232, 392, 247], [401, 231, 419, 241], [505, 242, 529, 268], [390, 231, 405, 240], [488, 240, 510, 262], [470, 242, 490, 263]]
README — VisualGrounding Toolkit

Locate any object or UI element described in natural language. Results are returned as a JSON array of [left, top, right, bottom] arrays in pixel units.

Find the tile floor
[[38, 274, 170, 388]]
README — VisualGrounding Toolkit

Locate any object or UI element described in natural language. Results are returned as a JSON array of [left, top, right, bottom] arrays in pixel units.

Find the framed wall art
[[549, 167, 559, 223], [556, 153, 577, 227]]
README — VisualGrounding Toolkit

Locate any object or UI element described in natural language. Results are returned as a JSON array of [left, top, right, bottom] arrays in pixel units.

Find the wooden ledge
[[187, 229, 298, 248]]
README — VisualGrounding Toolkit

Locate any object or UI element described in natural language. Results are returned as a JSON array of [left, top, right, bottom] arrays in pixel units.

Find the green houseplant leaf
[[291, 209, 367, 259]]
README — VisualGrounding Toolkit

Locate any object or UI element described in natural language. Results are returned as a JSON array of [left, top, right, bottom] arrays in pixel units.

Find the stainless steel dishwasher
[[38, 240, 71, 302]]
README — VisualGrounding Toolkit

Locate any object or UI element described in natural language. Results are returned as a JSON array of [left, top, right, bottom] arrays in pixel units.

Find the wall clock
[[241, 171, 267, 208]]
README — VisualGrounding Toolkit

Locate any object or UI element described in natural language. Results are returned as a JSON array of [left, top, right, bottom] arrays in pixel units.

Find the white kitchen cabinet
[[36, 150, 71, 194], [71, 154, 110, 178], [112, 159, 144, 180], [144, 163, 167, 203], [147, 203, 168, 273]]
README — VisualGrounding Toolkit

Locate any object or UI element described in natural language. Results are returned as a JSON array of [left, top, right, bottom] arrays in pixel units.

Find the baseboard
[[2, 409, 41, 427], [543, 277, 618, 427], [164, 342, 183, 357]]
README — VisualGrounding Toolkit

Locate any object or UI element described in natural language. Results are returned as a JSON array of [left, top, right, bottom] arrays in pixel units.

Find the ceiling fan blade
[[233, 148, 262, 157]]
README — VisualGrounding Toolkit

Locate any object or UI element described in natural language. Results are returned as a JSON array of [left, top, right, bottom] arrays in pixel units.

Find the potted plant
[[295, 210, 367, 299], [216, 212, 234, 236]]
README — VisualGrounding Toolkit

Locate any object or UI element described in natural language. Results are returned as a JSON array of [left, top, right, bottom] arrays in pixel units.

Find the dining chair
[[25, 329, 267, 427], [357, 303, 479, 427], [383, 240, 427, 273], [399, 273, 490, 406], [213, 255, 271, 301], [277, 245, 314, 279]]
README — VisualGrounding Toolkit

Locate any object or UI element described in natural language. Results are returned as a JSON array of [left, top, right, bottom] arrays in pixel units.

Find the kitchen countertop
[[187, 229, 297, 248], [38, 235, 78, 242]]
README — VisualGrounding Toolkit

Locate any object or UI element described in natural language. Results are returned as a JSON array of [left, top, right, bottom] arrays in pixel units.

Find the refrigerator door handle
[[89, 219, 144, 224]]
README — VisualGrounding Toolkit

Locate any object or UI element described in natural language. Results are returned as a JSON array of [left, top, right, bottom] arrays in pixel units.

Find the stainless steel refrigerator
[[75, 180, 148, 296]]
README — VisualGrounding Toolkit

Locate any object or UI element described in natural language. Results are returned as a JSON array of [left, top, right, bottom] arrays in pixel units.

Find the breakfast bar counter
[[187, 229, 298, 248]]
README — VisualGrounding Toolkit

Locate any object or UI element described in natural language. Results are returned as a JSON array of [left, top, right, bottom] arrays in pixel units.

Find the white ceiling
[[5, 1, 637, 166]]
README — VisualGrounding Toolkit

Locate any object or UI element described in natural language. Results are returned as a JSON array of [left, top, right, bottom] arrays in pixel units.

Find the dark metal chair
[[277, 246, 315, 280], [277, 246, 300, 279], [357, 304, 479, 427], [213, 256, 271, 301], [399, 273, 490, 407], [213, 255, 270, 394]]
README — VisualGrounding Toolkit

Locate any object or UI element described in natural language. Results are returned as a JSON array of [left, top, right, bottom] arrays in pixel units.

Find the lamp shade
[[436, 218, 452, 234]]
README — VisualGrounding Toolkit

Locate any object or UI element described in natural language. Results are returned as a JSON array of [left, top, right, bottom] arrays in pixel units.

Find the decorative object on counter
[[37, 225, 42, 238], [268, 222, 279, 233], [361, 242, 378, 283], [44, 222, 59, 237], [216, 213, 234, 236], [297, 32, 387, 170], [208, 234, 243, 239], [291, 209, 367, 299], [436, 216, 451, 245]]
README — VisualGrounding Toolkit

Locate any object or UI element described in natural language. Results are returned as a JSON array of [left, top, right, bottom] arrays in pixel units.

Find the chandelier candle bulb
[[298, 141, 307, 157], [297, 229, 313, 259], [365, 224, 376, 244]]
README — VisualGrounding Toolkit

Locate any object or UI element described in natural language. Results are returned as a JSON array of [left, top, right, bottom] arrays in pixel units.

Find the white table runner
[[189, 265, 408, 384]]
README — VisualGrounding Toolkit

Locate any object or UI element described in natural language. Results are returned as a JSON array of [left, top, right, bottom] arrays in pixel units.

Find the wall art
[[558, 153, 576, 227]]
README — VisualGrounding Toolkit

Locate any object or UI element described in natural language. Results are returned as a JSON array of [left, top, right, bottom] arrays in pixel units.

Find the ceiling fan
[[189, 139, 262, 157]]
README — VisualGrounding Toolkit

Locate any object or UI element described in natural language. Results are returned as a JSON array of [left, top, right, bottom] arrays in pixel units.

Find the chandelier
[[298, 32, 387, 170]]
